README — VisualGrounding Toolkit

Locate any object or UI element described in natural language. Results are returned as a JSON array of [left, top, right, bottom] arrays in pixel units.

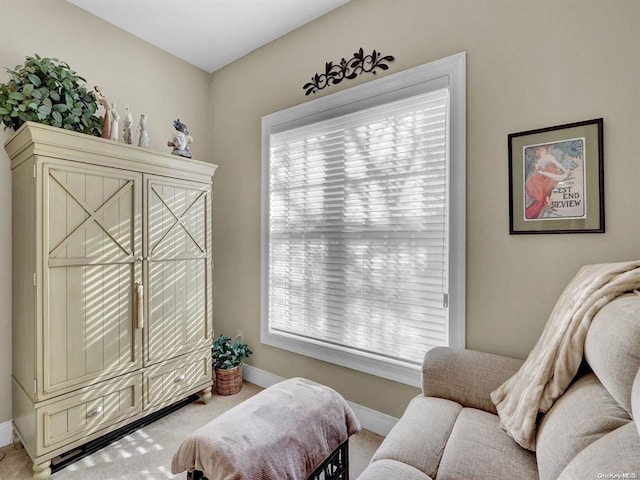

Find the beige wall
[[0, 0, 211, 426], [210, 0, 640, 418]]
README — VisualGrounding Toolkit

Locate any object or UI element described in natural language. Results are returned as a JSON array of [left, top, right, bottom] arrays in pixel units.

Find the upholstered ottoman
[[171, 377, 361, 480]]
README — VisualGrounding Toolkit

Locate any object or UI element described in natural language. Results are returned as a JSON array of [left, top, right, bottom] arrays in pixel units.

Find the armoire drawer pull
[[174, 374, 186, 383], [87, 406, 103, 418]]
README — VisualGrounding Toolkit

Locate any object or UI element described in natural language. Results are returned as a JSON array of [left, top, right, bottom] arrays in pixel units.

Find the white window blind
[[261, 53, 465, 387]]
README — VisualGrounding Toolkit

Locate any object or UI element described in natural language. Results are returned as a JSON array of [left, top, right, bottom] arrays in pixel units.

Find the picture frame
[[508, 118, 604, 234]]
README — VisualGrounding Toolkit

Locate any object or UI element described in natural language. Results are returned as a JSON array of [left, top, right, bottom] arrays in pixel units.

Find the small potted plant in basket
[[212, 334, 253, 395]]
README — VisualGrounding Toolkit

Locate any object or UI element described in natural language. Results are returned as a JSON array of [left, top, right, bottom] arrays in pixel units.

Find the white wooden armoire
[[6, 122, 217, 479]]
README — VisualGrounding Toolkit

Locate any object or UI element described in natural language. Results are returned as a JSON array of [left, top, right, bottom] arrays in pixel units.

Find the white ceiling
[[67, 0, 350, 73]]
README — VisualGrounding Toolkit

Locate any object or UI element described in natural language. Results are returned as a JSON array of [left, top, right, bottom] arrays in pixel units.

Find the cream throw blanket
[[491, 260, 640, 451]]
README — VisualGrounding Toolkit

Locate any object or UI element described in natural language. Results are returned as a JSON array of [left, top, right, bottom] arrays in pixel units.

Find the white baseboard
[[242, 364, 284, 389], [346, 401, 398, 437], [0, 420, 13, 448], [242, 364, 398, 436]]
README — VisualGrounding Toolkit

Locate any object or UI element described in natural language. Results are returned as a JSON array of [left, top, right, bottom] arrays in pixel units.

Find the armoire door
[[43, 160, 143, 396], [144, 176, 212, 365]]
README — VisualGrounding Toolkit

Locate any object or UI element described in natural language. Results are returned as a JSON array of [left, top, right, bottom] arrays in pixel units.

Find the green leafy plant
[[0, 54, 102, 136], [212, 334, 253, 370]]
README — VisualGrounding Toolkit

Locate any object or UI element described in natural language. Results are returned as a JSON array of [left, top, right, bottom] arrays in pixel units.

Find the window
[[261, 53, 465, 387]]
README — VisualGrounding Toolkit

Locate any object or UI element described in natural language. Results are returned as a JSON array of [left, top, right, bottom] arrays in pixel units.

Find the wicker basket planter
[[214, 365, 243, 395], [212, 334, 252, 396]]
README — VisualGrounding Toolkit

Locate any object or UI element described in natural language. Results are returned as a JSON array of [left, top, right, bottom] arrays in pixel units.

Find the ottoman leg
[[188, 470, 208, 480], [307, 440, 349, 480]]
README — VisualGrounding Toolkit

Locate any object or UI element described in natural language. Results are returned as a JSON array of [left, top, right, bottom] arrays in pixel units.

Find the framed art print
[[508, 118, 604, 234]]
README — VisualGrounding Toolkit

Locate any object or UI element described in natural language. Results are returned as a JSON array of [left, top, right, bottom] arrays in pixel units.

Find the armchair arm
[[422, 347, 523, 414]]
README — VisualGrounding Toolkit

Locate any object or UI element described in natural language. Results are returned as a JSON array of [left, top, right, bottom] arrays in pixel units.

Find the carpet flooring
[[0, 382, 383, 479]]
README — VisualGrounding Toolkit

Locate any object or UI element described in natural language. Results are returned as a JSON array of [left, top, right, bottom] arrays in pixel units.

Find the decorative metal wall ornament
[[303, 48, 395, 95]]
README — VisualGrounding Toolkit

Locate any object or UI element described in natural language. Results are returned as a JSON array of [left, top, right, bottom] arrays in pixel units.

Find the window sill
[[260, 327, 423, 388]]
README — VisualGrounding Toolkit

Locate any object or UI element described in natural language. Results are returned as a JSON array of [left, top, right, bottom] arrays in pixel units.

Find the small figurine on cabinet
[[123, 105, 134, 144], [109, 103, 120, 141], [167, 119, 192, 158], [92, 85, 111, 139], [137, 113, 150, 148]]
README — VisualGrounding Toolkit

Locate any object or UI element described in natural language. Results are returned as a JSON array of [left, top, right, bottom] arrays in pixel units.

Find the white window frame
[[260, 52, 465, 387]]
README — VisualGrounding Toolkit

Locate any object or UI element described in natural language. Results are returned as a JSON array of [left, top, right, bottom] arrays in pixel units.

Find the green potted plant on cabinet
[[212, 334, 253, 395], [0, 54, 103, 136]]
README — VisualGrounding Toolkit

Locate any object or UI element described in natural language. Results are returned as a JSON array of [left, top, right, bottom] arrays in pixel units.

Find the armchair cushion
[[356, 459, 432, 480], [558, 422, 640, 479], [584, 292, 640, 415], [436, 408, 537, 480], [536, 373, 632, 480], [370, 396, 461, 479], [421, 347, 522, 415]]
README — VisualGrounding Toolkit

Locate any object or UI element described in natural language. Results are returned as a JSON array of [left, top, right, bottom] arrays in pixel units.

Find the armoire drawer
[[37, 373, 143, 454], [144, 349, 211, 409]]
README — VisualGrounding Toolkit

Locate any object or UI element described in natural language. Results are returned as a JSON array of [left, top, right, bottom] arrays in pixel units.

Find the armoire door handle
[[135, 282, 144, 329]]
